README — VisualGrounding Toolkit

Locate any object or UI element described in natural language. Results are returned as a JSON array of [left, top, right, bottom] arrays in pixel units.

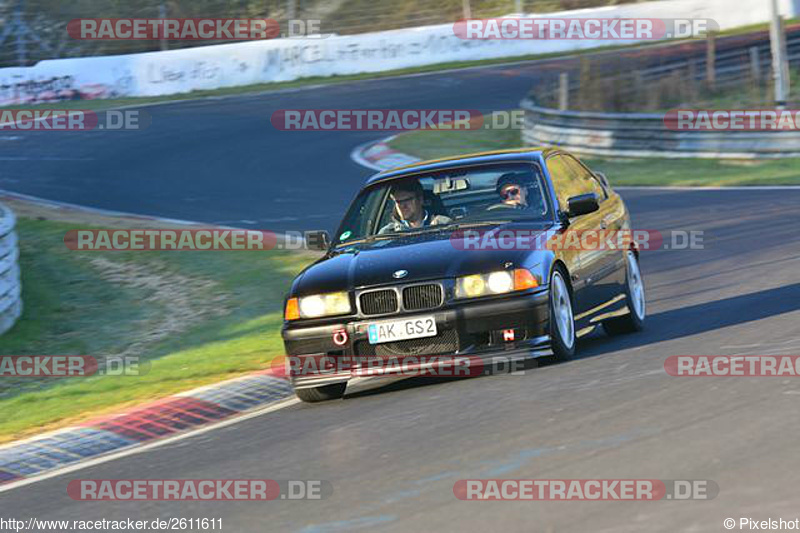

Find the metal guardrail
[[520, 99, 800, 158], [522, 29, 800, 158], [0, 203, 22, 336]]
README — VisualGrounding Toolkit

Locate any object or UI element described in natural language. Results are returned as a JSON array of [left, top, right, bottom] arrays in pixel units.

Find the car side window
[[376, 193, 397, 230], [563, 155, 607, 201], [547, 154, 597, 212], [337, 186, 388, 242]]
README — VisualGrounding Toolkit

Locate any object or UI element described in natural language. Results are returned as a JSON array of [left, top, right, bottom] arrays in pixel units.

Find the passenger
[[493, 172, 534, 209], [379, 180, 451, 234]]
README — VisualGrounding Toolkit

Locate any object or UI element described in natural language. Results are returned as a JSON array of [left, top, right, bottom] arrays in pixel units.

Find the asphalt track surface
[[2, 66, 547, 232], [0, 27, 785, 233], [2, 52, 800, 533], [3, 188, 800, 531]]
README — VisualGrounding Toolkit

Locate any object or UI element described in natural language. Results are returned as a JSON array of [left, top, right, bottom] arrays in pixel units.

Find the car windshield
[[334, 162, 550, 246]]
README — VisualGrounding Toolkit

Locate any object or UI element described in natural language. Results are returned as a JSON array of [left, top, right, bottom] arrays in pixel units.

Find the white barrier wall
[[0, 0, 796, 105]]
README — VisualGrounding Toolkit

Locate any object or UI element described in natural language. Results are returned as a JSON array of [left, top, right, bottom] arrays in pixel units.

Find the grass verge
[[0, 199, 316, 443], [387, 114, 800, 186]]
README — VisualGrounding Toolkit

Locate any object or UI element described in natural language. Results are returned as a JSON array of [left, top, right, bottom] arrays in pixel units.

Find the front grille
[[360, 289, 399, 315], [355, 329, 462, 357], [402, 284, 443, 312]]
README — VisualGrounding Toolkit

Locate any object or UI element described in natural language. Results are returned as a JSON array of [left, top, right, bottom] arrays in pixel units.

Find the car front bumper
[[281, 289, 551, 390]]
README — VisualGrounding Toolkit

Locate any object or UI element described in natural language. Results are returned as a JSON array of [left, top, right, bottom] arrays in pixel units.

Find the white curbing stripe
[[0, 397, 299, 494], [349, 140, 389, 172], [0, 369, 295, 492], [350, 136, 421, 173]]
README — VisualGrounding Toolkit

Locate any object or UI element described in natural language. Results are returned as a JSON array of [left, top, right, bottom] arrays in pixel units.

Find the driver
[[379, 179, 451, 234]]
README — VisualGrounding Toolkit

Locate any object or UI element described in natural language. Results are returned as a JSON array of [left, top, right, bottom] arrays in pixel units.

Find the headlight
[[460, 275, 486, 298], [285, 291, 352, 320], [487, 271, 514, 293], [455, 269, 538, 299], [300, 295, 326, 317]]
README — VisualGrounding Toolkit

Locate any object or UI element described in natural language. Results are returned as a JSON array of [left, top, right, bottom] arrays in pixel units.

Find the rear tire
[[603, 250, 646, 336], [549, 267, 576, 361], [294, 383, 346, 403]]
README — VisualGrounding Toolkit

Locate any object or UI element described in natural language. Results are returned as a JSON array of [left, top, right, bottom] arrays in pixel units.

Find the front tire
[[294, 383, 346, 403], [549, 267, 576, 361], [603, 250, 646, 335]]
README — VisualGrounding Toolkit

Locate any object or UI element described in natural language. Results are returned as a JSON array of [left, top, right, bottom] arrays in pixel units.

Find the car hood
[[292, 224, 553, 295]]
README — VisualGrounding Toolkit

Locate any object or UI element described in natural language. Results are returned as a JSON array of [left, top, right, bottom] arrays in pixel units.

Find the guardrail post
[[633, 70, 644, 108], [159, 2, 168, 51], [559, 72, 569, 111], [749, 46, 762, 102], [687, 59, 699, 102], [749, 46, 761, 83], [687, 58, 696, 82], [577, 57, 591, 109], [13, 0, 26, 66], [706, 31, 716, 90], [769, 3, 790, 107]]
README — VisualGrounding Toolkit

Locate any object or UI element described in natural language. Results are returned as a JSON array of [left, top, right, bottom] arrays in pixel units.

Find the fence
[[0, 203, 21, 336], [532, 26, 800, 112], [520, 27, 800, 158]]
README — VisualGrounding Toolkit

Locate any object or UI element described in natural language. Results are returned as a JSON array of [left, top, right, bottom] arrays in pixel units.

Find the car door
[[563, 155, 627, 308], [545, 153, 618, 316]]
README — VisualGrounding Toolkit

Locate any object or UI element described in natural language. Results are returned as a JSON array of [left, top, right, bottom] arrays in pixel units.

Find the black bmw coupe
[[282, 148, 646, 402]]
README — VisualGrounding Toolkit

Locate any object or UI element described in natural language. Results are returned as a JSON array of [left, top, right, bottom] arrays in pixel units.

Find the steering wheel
[[486, 203, 520, 211]]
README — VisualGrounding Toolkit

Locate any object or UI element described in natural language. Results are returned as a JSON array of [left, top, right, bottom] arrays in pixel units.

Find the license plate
[[367, 316, 437, 344]]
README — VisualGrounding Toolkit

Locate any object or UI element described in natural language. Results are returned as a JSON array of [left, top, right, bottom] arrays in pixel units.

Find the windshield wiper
[[334, 232, 404, 247], [334, 220, 515, 248]]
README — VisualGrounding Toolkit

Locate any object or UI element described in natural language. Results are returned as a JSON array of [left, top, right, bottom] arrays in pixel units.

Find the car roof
[[364, 147, 556, 187]]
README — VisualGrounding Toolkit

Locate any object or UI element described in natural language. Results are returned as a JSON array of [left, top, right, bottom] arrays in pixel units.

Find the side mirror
[[304, 230, 331, 251], [566, 193, 600, 218]]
